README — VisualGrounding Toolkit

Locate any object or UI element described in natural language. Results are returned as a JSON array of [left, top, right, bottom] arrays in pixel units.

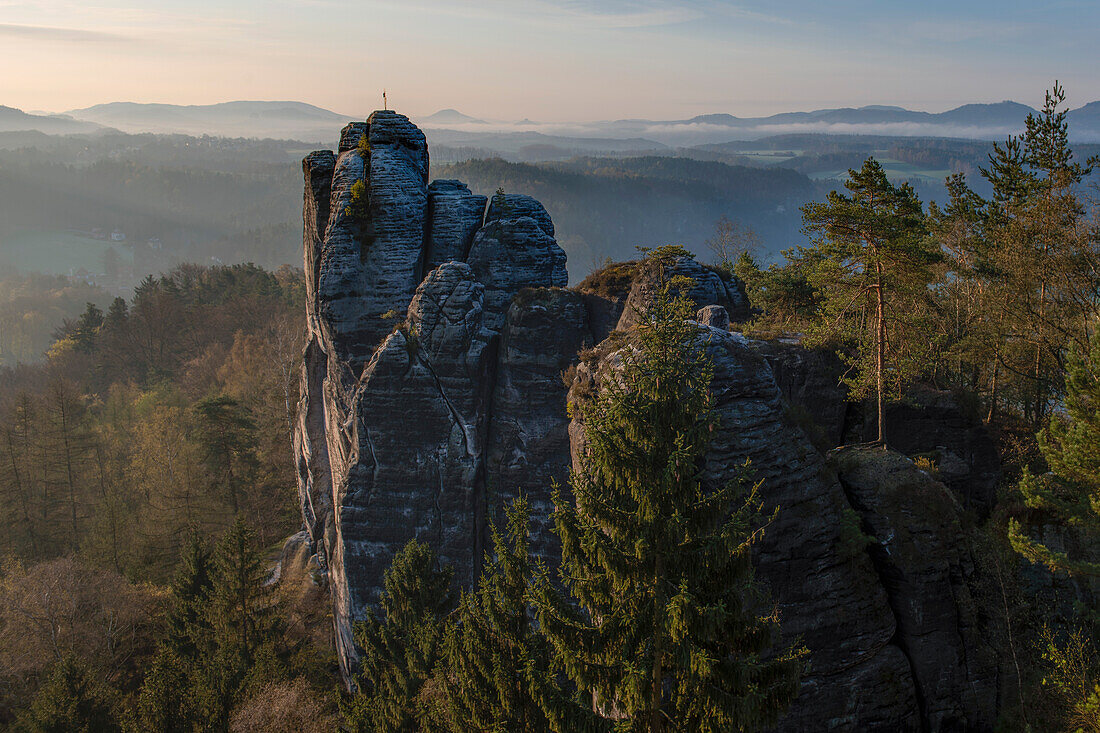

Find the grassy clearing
[[809, 157, 952, 185], [0, 230, 134, 275]]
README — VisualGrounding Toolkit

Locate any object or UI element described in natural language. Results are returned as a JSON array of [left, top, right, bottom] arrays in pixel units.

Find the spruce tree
[[164, 534, 215, 659], [126, 649, 194, 733], [533, 278, 803, 732], [203, 516, 282, 730], [798, 157, 935, 443], [130, 536, 214, 731], [345, 539, 456, 732], [1008, 337, 1100, 577], [16, 655, 121, 733], [435, 498, 580, 732]]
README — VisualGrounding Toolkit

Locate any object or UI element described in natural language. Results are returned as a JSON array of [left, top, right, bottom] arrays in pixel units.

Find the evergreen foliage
[[797, 157, 936, 442], [434, 498, 579, 732], [193, 396, 259, 514], [15, 655, 121, 733], [164, 535, 215, 659], [1008, 338, 1100, 577], [202, 517, 284, 729], [534, 273, 803, 731], [132, 519, 284, 732], [923, 82, 1100, 427], [126, 649, 194, 733], [345, 539, 456, 732]]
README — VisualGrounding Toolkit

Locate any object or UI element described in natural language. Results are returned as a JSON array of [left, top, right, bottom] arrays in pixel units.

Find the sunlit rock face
[[293, 112, 997, 731]]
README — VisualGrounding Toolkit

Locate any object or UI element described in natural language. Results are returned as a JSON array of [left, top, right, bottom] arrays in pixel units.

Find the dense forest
[[0, 134, 305, 275], [0, 263, 339, 728]]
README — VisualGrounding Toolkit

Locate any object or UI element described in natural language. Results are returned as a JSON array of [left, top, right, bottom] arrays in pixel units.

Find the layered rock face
[[295, 111, 570, 673], [294, 113, 998, 730], [753, 340, 1002, 514], [831, 446, 998, 729]]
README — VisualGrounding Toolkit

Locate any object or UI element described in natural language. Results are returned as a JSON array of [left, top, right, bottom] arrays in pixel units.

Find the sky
[[2, 0, 1099, 121]]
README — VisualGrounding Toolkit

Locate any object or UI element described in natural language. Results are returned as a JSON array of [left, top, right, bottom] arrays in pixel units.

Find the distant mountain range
[[660, 100, 1037, 128], [3, 99, 1100, 147], [418, 101, 1100, 146], [0, 105, 104, 135], [63, 101, 357, 142], [590, 101, 1100, 144]]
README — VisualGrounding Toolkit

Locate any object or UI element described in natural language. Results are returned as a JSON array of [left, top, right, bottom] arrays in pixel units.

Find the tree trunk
[[650, 555, 665, 732], [987, 356, 999, 424], [875, 264, 886, 444], [55, 385, 80, 554]]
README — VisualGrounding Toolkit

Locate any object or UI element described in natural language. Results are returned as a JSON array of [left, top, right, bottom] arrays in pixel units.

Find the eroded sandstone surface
[[292, 111, 998, 730]]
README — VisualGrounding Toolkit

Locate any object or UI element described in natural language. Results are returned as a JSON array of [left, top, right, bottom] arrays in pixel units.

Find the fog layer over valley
[[3, 97, 1099, 366]]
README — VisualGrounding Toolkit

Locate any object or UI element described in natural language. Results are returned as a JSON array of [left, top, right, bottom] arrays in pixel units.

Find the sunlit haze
[[3, 0, 1099, 120]]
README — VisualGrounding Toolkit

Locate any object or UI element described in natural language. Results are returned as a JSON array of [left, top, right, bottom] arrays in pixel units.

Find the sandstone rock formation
[[293, 112, 998, 730], [754, 339, 1002, 514], [831, 446, 999, 729]]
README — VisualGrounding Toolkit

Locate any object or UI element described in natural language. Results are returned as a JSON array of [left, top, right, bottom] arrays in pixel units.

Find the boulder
[[695, 304, 730, 329], [616, 255, 750, 330]]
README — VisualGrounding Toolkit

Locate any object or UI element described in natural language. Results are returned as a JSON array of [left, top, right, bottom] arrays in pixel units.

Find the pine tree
[[533, 279, 803, 732], [974, 83, 1098, 427], [1008, 337, 1100, 577], [798, 157, 936, 443], [434, 498, 578, 732], [16, 655, 121, 733], [926, 173, 1004, 415], [345, 539, 456, 732]]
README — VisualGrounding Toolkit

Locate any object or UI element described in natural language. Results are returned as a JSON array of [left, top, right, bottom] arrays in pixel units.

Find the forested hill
[[432, 157, 822, 279], [0, 134, 304, 276]]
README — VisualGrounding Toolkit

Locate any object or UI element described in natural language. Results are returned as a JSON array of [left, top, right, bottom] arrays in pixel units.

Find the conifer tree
[[973, 83, 1099, 427], [434, 498, 580, 732], [798, 157, 935, 443], [135, 521, 282, 731], [126, 649, 194, 733], [16, 655, 121, 733], [345, 539, 456, 732], [1008, 337, 1100, 577], [130, 537, 212, 731], [203, 516, 282, 730], [193, 396, 258, 514], [533, 278, 803, 732], [926, 173, 1003, 413], [164, 534, 214, 659]]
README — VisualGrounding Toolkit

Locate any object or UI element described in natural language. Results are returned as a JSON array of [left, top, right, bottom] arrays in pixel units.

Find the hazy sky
[[3, 0, 1098, 120]]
